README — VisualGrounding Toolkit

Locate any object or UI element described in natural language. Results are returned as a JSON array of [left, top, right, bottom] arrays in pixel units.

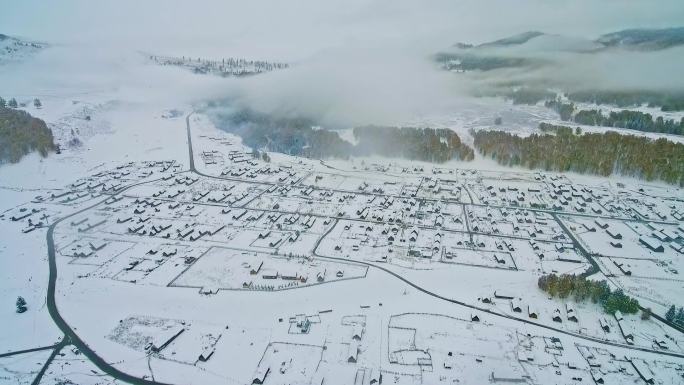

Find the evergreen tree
[[545, 99, 575, 121], [8, 98, 18, 108], [537, 275, 548, 291], [537, 274, 639, 315], [665, 305, 676, 321], [33, 98, 42, 108], [573, 278, 589, 302], [0, 97, 6, 108], [558, 275, 573, 298], [16, 296, 27, 313], [547, 274, 559, 297], [676, 307, 684, 326]]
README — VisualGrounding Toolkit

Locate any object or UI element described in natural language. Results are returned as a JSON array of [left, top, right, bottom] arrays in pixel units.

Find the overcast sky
[[3, 0, 684, 60]]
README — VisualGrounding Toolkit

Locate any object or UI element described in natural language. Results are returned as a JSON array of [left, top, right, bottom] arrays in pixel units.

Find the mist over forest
[[3, 0, 684, 129]]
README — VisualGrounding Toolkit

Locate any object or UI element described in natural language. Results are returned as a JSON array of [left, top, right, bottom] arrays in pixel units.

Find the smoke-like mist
[[221, 37, 684, 128], [224, 41, 475, 128]]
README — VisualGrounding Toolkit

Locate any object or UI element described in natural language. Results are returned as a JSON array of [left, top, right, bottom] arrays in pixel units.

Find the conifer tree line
[[472, 124, 684, 186], [221, 110, 475, 163], [0, 104, 56, 163], [220, 108, 682, 180], [152, 55, 288, 77], [538, 273, 640, 315], [353, 125, 474, 162], [545, 99, 684, 135], [566, 90, 684, 112]]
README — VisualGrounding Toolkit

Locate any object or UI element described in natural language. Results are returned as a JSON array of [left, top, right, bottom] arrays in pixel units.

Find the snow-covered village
[[1, 1, 684, 384]]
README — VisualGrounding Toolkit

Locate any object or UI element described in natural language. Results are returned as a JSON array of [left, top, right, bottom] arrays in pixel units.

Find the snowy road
[[27, 112, 684, 385]]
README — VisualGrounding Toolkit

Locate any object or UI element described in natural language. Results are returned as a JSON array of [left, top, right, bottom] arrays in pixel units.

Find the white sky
[[3, 0, 684, 60]]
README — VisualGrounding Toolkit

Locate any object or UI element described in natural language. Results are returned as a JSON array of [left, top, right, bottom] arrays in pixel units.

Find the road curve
[[311, 221, 684, 360], [37, 112, 684, 385], [185, 112, 196, 173], [45, 182, 174, 385], [187, 112, 684, 358]]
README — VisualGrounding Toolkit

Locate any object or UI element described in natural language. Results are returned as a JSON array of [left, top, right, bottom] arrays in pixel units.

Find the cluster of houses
[[6, 207, 46, 233], [492, 291, 540, 320], [484, 184, 536, 207], [68, 239, 107, 259], [577, 344, 672, 384], [479, 178, 597, 212], [215, 151, 299, 184], [628, 198, 676, 222], [71, 216, 107, 233], [468, 206, 566, 243], [549, 182, 598, 213], [581, 217, 683, 255], [583, 219, 624, 248], [60, 161, 178, 202], [240, 259, 343, 290], [637, 222, 684, 253], [475, 176, 683, 225], [489, 290, 638, 330]]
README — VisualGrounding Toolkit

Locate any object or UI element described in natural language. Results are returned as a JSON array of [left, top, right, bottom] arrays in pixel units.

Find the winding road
[[32, 112, 684, 385], [44, 179, 174, 385], [311, 219, 684, 359]]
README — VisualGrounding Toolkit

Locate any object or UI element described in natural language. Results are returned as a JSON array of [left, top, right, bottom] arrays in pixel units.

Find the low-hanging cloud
[[224, 40, 476, 128], [457, 39, 684, 94], [2, 0, 684, 128]]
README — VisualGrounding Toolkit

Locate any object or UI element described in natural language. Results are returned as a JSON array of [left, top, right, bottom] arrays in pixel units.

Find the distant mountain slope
[[0, 33, 46, 65], [439, 26, 684, 73], [436, 26, 684, 111], [596, 27, 684, 50], [453, 27, 684, 53], [452, 31, 546, 51], [149, 54, 288, 77], [434, 52, 541, 72], [477, 31, 546, 48]]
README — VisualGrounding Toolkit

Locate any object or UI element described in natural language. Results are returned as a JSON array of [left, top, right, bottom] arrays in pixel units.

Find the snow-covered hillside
[[0, 33, 46, 65]]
